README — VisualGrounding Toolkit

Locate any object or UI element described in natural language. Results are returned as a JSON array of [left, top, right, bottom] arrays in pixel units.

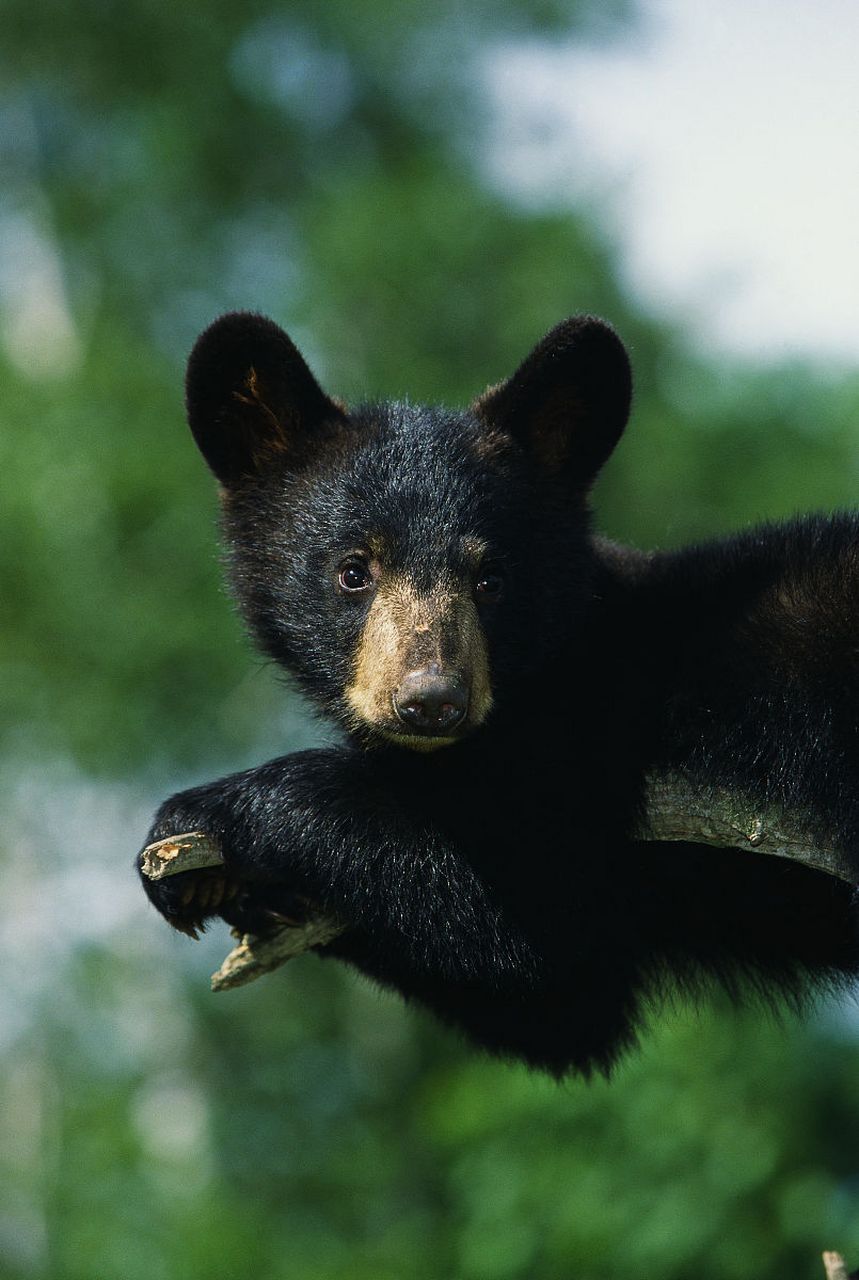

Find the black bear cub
[[139, 312, 859, 1077]]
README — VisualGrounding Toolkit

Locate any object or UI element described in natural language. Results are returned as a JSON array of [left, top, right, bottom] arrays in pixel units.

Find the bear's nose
[[394, 668, 468, 734]]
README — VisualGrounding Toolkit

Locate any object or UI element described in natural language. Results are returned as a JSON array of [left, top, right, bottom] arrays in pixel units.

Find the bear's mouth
[[377, 721, 467, 751]]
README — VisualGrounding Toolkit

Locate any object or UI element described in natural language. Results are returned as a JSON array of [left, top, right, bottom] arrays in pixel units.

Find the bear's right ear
[[472, 317, 632, 483], [185, 312, 348, 486]]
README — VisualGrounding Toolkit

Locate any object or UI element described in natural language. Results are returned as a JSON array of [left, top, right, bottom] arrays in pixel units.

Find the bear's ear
[[185, 312, 348, 486], [472, 317, 632, 481]]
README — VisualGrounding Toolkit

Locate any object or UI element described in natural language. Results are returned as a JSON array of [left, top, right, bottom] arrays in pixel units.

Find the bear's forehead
[[260, 400, 529, 574], [351, 400, 478, 468], [276, 413, 510, 576], [345, 399, 504, 494], [332, 483, 495, 570], [331, 402, 504, 532]]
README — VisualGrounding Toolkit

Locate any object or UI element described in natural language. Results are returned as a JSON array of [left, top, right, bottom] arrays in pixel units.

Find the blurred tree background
[[2, 2, 859, 1277]]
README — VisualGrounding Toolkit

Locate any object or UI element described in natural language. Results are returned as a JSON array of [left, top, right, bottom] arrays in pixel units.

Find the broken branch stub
[[139, 832, 225, 880], [139, 771, 851, 992], [210, 916, 345, 992]]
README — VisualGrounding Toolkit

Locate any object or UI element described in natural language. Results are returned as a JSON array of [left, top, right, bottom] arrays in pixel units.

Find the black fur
[[139, 312, 859, 1078]]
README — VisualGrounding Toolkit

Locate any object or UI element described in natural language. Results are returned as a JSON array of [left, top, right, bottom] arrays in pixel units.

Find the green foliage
[[7, 951, 859, 1280], [2, 1, 859, 1277]]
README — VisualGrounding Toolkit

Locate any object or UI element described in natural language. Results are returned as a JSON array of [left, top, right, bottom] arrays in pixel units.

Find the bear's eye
[[475, 572, 503, 600], [338, 560, 373, 593]]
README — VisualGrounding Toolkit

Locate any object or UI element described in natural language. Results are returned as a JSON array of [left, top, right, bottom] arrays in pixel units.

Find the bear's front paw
[[141, 864, 240, 939], [137, 776, 319, 939], [141, 855, 315, 940], [137, 784, 237, 937]]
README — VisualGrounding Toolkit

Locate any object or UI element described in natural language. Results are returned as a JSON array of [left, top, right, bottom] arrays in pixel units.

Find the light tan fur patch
[[345, 572, 493, 744]]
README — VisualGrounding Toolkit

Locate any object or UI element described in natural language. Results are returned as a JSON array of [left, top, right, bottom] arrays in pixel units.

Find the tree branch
[[139, 771, 849, 991], [638, 774, 843, 879]]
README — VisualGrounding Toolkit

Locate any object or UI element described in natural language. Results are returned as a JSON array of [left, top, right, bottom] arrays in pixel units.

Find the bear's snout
[[393, 666, 469, 735]]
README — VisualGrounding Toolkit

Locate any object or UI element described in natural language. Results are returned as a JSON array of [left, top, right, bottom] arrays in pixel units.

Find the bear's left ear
[[472, 317, 632, 481], [185, 311, 349, 486]]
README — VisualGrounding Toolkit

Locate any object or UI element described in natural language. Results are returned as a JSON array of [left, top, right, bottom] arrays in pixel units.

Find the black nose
[[394, 668, 468, 734]]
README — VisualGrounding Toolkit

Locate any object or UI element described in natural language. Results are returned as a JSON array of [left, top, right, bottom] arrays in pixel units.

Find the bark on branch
[[139, 770, 848, 992]]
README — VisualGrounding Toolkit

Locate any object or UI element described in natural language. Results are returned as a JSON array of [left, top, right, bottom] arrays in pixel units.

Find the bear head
[[184, 311, 631, 749]]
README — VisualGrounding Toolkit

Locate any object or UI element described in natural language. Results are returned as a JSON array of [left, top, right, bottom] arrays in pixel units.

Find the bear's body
[[139, 313, 859, 1077]]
